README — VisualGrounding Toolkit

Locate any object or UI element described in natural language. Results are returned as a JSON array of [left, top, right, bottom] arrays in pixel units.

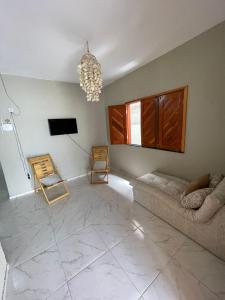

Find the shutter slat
[[158, 88, 187, 152], [108, 105, 127, 144], [141, 97, 158, 148]]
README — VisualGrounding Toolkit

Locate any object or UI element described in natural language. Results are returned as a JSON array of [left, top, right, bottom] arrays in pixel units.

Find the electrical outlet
[[1, 119, 13, 132], [8, 107, 14, 113]]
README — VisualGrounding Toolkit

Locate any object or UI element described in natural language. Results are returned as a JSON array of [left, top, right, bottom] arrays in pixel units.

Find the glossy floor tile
[[111, 228, 172, 294], [0, 173, 223, 300], [2, 222, 55, 267], [58, 226, 107, 280], [175, 239, 225, 299], [93, 223, 137, 249], [0, 194, 49, 241], [142, 258, 219, 300], [68, 252, 140, 300], [6, 246, 66, 300], [138, 215, 187, 257], [46, 284, 72, 300]]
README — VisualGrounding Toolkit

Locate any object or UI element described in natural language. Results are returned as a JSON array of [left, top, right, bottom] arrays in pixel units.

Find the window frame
[[108, 86, 188, 153], [126, 99, 142, 147]]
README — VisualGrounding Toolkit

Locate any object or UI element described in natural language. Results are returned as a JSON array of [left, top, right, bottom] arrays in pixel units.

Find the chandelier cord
[[86, 41, 89, 53]]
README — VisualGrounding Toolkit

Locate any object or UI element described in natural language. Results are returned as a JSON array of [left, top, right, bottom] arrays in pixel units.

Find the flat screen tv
[[48, 118, 78, 136]]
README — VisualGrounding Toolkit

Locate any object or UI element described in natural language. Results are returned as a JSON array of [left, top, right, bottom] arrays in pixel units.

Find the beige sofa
[[130, 171, 225, 261]]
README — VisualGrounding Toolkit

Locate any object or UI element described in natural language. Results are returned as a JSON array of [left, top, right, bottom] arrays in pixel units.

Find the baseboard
[[9, 189, 34, 199], [2, 264, 8, 300], [9, 173, 89, 199], [67, 172, 89, 182], [8, 170, 133, 200], [110, 167, 136, 179]]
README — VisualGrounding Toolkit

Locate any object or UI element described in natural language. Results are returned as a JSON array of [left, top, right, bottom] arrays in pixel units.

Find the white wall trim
[[110, 166, 136, 179], [9, 173, 89, 199], [2, 264, 8, 300], [67, 173, 88, 182], [9, 189, 34, 199]]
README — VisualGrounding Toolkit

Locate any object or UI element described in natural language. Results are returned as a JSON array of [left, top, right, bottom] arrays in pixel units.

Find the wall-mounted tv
[[48, 118, 78, 136]]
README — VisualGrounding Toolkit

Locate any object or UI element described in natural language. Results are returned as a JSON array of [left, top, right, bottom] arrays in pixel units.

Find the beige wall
[[0, 76, 107, 197], [103, 21, 225, 180]]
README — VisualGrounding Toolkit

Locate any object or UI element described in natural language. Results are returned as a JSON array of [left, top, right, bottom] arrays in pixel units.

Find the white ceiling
[[1, 0, 225, 85]]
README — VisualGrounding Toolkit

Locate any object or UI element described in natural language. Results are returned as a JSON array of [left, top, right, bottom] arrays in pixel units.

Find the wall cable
[[10, 112, 31, 179], [0, 72, 21, 116], [67, 134, 91, 158], [0, 72, 30, 179], [67, 135, 92, 178]]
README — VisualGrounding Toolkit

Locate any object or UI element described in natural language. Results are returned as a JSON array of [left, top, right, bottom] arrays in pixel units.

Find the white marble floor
[[0, 173, 225, 300]]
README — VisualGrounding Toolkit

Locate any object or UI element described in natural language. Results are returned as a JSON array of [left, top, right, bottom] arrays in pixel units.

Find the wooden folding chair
[[28, 154, 69, 205], [91, 146, 109, 184]]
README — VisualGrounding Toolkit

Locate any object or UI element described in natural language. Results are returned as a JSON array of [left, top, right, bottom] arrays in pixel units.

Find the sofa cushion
[[209, 174, 224, 188], [181, 188, 214, 209], [183, 174, 210, 196], [134, 171, 189, 199]]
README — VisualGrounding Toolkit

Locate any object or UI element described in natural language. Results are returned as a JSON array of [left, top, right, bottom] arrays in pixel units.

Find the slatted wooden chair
[[28, 154, 69, 205], [91, 146, 109, 184]]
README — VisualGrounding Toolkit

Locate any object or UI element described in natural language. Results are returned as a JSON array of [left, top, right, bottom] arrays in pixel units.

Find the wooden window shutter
[[158, 87, 187, 152], [108, 104, 127, 144], [141, 97, 158, 148]]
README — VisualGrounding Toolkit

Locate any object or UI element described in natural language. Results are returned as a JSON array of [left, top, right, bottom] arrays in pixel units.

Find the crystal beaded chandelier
[[77, 41, 103, 102]]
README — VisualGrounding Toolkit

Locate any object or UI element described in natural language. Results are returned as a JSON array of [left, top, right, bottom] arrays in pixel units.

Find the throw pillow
[[183, 174, 210, 196], [181, 188, 214, 209], [209, 174, 224, 188]]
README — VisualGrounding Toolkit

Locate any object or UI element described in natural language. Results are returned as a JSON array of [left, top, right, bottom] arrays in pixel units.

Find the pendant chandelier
[[77, 41, 103, 102]]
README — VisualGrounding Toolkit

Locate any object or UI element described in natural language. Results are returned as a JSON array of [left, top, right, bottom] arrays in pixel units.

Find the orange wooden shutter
[[141, 97, 158, 148], [108, 104, 127, 144], [158, 88, 187, 152]]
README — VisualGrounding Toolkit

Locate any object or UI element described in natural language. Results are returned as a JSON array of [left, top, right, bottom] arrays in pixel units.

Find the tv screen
[[48, 118, 78, 136]]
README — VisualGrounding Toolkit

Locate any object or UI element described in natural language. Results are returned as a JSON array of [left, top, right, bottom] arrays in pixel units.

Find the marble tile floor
[[0, 173, 225, 300]]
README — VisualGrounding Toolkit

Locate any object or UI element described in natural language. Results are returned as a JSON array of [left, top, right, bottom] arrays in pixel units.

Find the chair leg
[[47, 193, 69, 205], [40, 185, 51, 205], [90, 171, 109, 184], [40, 182, 69, 206], [63, 182, 70, 195], [34, 175, 40, 193]]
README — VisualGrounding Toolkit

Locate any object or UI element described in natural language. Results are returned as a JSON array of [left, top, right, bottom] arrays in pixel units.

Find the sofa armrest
[[191, 178, 225, 223]]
